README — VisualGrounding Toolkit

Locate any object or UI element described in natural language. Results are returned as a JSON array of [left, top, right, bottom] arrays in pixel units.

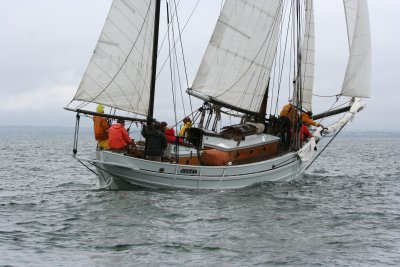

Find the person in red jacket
[[299, 124, 313, 142], [289, 124, 313, 144], [93, 104, 110, 149], [108, 119, 135, 151], [160, 122, 175, 160]]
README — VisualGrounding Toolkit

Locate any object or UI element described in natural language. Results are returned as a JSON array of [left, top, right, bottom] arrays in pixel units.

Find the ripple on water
[[0, 136, 400, 266]]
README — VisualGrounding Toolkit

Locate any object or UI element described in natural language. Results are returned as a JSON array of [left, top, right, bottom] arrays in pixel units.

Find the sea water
[[0, 130, 399, 266]]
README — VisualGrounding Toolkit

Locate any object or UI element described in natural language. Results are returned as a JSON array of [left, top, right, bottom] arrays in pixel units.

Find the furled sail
[[189, 0, 283, 114], [293, 0, 315, 112], [341, 0, 371, 98], [73, 0, 156, 116]]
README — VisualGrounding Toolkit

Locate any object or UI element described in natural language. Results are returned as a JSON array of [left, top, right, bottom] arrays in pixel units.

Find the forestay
[[189, 0, 283, 114], [73, 0, 156, 116], [341, 0, 371, 98]]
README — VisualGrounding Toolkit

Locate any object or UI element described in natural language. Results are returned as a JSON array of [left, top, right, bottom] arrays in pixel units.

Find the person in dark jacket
[[141, 121, 167, 161]]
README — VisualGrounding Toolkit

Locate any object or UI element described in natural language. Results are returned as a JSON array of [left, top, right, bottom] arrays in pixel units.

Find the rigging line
[[171, 0, 186, 116], [317, 100, 352, 129], [157, 0, 182, 54], [245, 0, 286, 112], [76, 158, 114, 189], [85, 59, 135, 110], [287, 0, 294, 105], [269, 1, 291, 116], [85, 2, 153, 104], [76, 9, 154, 113], [213, 3, 284, 99], [274, 0, 292, 116], [295, 0, 303, 110], [156, 0, 201, 79], [166, 1, 178, 126], [172, 0, 194, 115], [76, 158, 99, 177], [172, 0, 190, 89], [305, 121, 348, 171], [317, 97, 343, 127], [83, 159, 132, 187], [270, 0, 291, 116]]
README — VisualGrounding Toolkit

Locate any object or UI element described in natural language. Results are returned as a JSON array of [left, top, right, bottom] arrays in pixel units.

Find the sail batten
[[190, 0, 283, 114], [72, 0, 156, 116]]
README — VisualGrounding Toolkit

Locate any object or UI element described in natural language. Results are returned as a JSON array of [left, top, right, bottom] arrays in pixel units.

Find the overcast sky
[[0, 0, 399, 131]]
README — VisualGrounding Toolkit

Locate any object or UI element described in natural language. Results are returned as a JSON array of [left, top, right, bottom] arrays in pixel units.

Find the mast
[[148, 0, 161, 119], [257, 79, 270, 123]]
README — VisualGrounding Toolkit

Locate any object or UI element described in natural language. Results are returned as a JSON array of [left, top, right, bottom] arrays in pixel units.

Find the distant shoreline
[[1, 125, 399, 138]]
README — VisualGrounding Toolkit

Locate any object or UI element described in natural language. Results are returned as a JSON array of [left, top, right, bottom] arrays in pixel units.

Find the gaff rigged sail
[[73, 0, 156, 116], [189, 0, 283, 114]]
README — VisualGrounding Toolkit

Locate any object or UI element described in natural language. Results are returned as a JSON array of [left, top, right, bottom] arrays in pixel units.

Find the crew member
[[93, 104, 110, 149], [301, 111, 324, 128], [108, 119, 135, 151]]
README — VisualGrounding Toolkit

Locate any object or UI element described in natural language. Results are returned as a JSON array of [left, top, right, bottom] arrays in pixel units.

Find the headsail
[[189, 0, 283, 114], [72, 0, 156, 116], [293, 0, 315, 112], [341, 0, 371, 98]]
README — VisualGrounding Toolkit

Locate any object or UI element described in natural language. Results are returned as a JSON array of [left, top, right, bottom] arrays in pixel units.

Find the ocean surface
[[0, 131, 399, 266]]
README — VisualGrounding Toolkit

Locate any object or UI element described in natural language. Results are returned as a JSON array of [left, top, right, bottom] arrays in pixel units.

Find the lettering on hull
[[178, 168, 199, 175]]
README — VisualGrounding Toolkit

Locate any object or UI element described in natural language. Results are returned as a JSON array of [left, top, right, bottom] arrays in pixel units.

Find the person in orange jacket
[[93, 104, 110, 149], [179, 117, 192, 137], [301, 111, 324, 128], [279, 103, 297, 123], [108, 119, 135, 150]]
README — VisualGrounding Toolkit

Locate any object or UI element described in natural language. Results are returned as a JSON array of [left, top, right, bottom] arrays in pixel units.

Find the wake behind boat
[[65, 0, 371, 190]]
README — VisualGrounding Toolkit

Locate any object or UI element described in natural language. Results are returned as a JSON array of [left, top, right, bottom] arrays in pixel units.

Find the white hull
[[86, 150, 305, 190]]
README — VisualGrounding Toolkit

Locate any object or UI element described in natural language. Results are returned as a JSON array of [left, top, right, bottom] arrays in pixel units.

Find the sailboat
[[65, 0, 371, 190]]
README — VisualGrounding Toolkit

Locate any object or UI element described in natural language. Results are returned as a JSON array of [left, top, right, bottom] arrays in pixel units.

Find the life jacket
[[279, 104, 297, 122], [179, 122, 192, 137]]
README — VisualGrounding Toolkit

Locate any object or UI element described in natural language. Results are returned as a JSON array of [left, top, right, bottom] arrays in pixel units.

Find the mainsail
[[73, 0, 156, 116], [189, 0, 283, 114], [293, 0, 315, 112], [341, 0, 371, 98]]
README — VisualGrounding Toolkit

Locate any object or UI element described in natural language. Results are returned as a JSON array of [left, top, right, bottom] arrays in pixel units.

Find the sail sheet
[[73, 0, 156, 116], [341, 0, 371, 98], [293, 0, 315, 112], [189, 0, 283, 114]]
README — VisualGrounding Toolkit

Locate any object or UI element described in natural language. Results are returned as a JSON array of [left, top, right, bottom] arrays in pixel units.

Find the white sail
[[73, 0, 156, 116], [341, 0, 371, 98], [189, 0, 283, 114], [293, 0, 315, 112]]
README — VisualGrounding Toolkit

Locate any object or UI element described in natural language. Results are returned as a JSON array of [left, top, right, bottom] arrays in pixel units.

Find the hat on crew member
[[96, 104, 105, 113]]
